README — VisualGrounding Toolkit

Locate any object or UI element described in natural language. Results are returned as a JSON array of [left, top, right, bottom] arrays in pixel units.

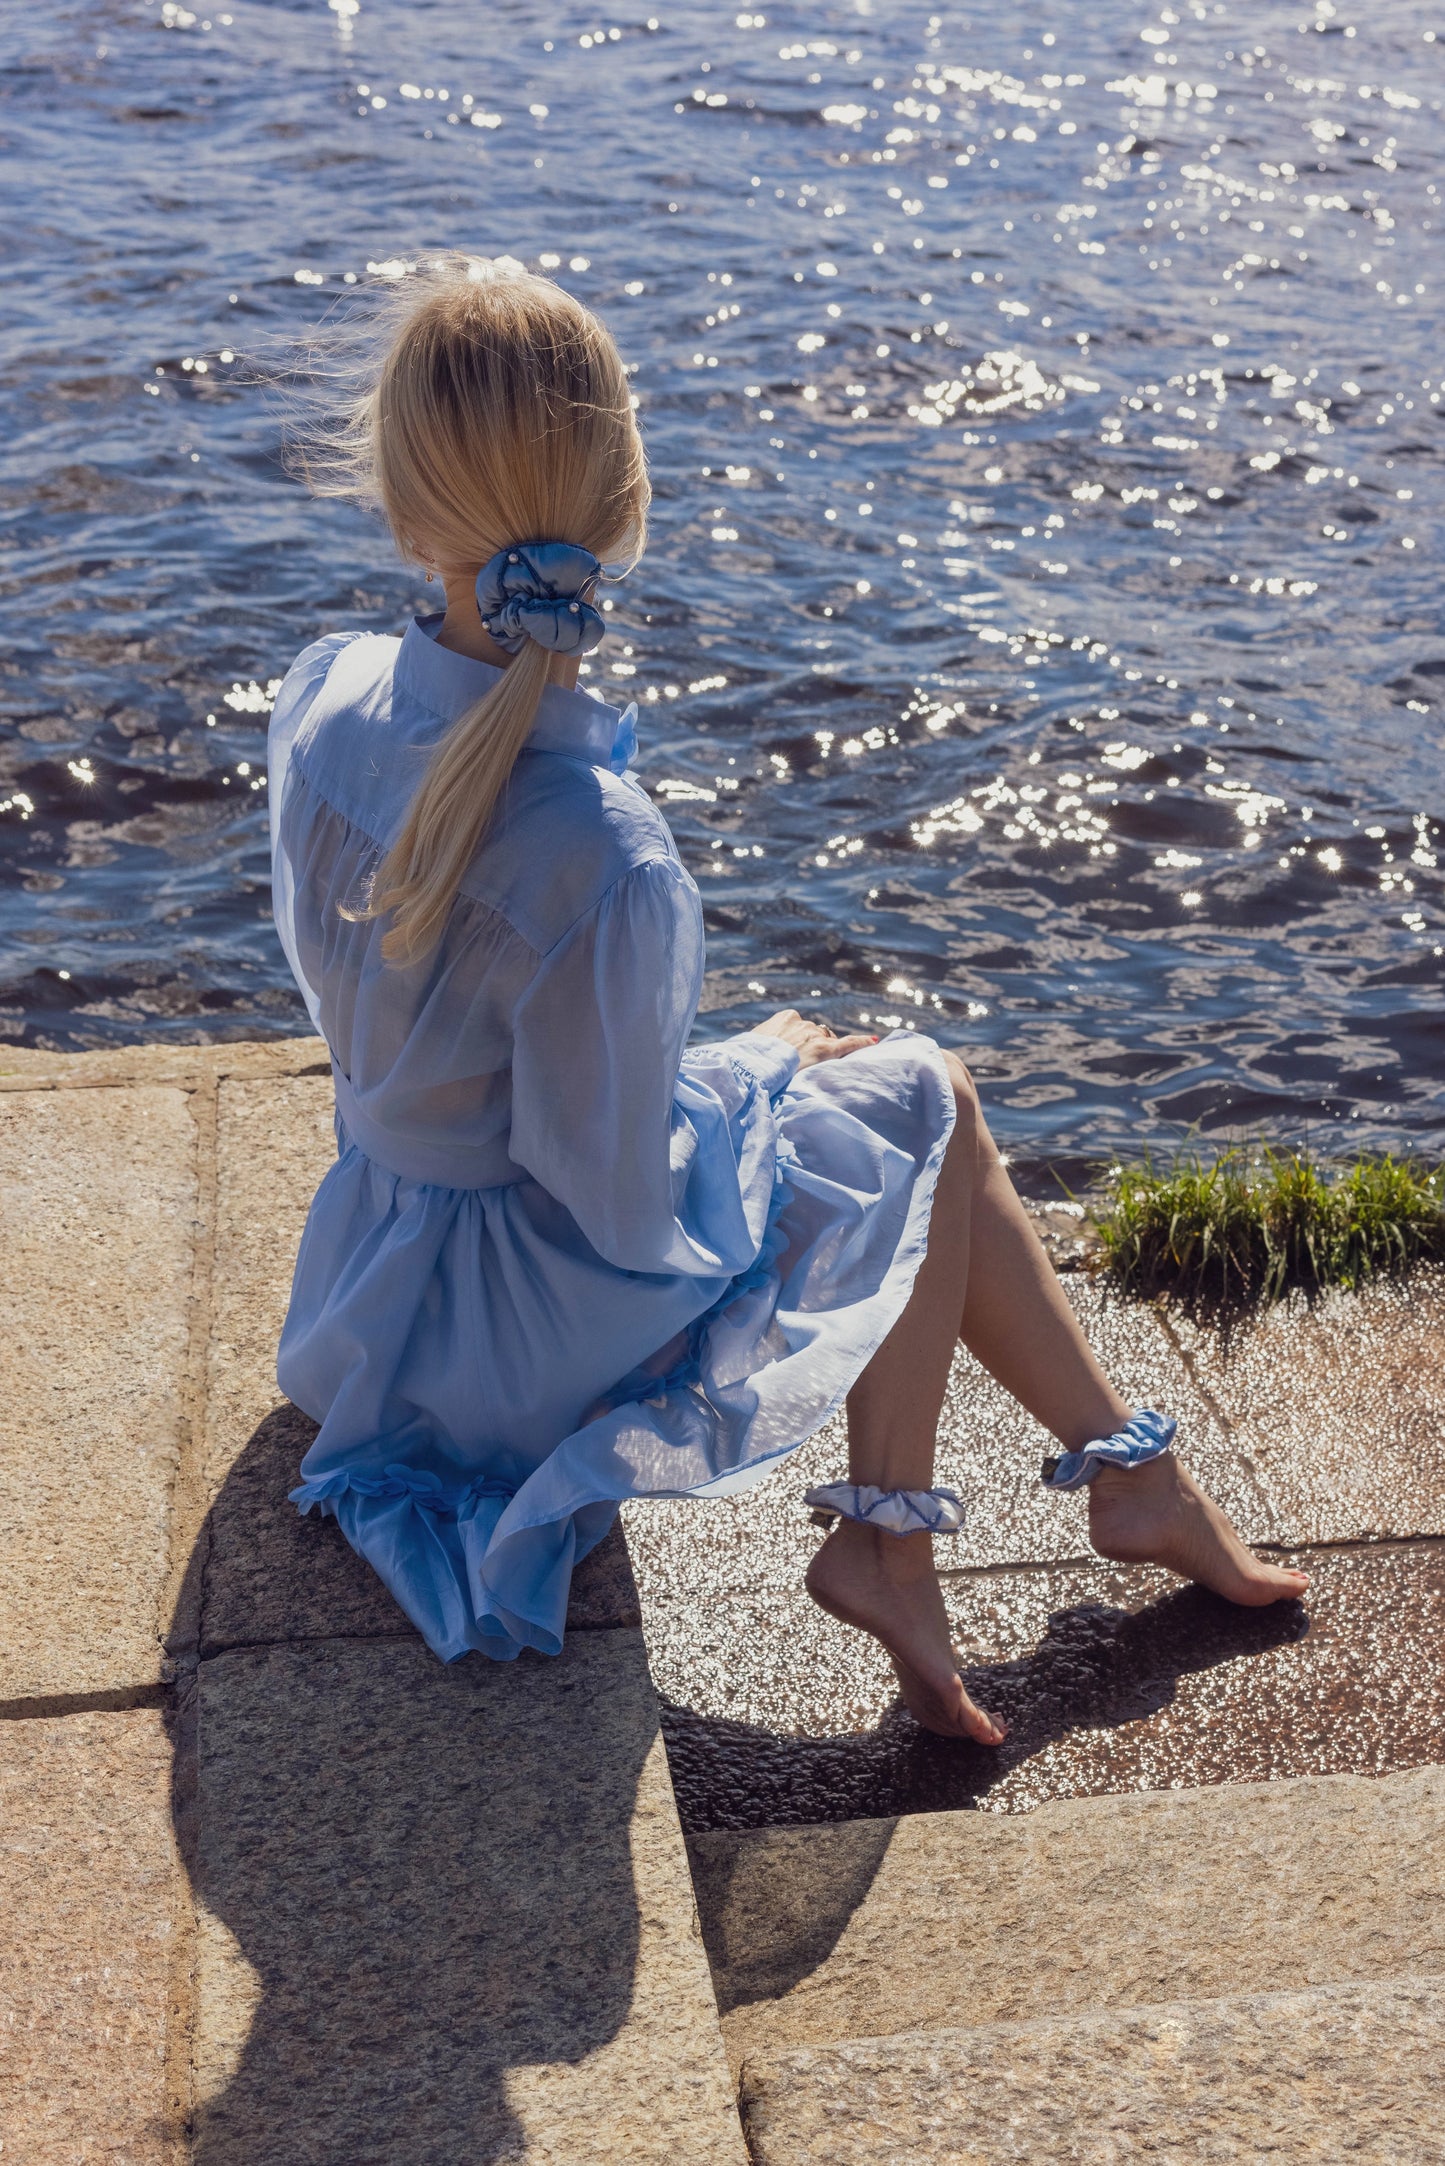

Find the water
[[2, 0, 1441, 1171]]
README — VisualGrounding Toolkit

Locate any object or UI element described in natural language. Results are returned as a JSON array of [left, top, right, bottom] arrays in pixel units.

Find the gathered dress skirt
[[280, 1028, 956, 1663]]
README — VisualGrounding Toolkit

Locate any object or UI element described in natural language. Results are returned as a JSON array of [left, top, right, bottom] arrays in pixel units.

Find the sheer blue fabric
[[267, 617, 956, 1662]]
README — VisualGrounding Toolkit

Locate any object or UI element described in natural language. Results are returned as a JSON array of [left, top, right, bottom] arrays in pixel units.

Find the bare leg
[[806, 1055, 1306, 1742], [954, 1097, 1307, 1607], [807, 1055, 1008, 1744]]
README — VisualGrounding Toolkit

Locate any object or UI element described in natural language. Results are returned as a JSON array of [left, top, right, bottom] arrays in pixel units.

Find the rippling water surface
[[2, 0, 1442, 1167]]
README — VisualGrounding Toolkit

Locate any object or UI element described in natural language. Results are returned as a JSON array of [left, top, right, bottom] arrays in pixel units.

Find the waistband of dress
[[331, 1066, 526, 1192]]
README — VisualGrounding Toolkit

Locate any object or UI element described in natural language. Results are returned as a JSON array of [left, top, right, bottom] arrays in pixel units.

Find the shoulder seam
[[540, 850, 690, 960]]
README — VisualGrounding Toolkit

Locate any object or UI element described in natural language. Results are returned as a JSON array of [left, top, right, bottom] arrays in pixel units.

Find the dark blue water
[[2, 0, 1441, 1167]]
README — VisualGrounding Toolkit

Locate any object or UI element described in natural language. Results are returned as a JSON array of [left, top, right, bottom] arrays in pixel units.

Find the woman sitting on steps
[[267, 256, 1308, 1743]]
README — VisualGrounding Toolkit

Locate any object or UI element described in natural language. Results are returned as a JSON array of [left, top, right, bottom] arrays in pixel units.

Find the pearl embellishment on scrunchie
[[475, 541, 607, 656]]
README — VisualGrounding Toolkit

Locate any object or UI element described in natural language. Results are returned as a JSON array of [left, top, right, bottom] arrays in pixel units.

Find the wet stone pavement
[[623, 1272, 1445, 1836]]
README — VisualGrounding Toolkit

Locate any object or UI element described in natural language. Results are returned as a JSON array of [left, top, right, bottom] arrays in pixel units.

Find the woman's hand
[[753, 1010, 879, 1070]]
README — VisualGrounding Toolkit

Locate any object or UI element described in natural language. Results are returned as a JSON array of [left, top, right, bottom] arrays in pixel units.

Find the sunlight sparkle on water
[[5, 0, 1443, 1161]]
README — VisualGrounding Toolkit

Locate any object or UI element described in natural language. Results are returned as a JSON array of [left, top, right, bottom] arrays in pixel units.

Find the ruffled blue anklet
[[804, 1483, 966, 1536], [1040, 1408, 1176, 1492]]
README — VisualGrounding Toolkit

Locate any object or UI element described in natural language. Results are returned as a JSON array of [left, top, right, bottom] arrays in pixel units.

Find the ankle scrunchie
[[1040, 1408, 1176, 1491], [804, 1483, 966, 1536]]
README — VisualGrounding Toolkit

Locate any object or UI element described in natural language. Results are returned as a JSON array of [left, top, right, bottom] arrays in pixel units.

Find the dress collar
[[393, 614, 636, 772]]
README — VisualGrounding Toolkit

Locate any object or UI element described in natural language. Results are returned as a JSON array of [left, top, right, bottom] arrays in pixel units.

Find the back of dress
[[268, 617, 689, 1191], [265, 617, 953, 1668]]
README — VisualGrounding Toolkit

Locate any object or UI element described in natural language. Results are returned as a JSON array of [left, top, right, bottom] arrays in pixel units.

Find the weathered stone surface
[[1175, 1276, 1445, 1545], [739, 1977, 1445, 2165], [192, 1628, 745, 2165], [661, 1532, 1445, 1834], [202, 1074, 336, 1500], [567, 1517, 645, 1630], [0, 1085, 196, 1697], [193, 1074, 386, 1650], [696, 1763, 1445, 2067], [0, 1035, 329, 1093], [623, 1280, 1274, 1634], [0, 1709, 180, 2163], [199, 1402, 410, 1652]]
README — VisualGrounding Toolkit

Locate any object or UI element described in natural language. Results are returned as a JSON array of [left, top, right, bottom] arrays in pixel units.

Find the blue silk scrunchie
[[475, 541, 607, 656], [1040, 1408, 1177, 1491]]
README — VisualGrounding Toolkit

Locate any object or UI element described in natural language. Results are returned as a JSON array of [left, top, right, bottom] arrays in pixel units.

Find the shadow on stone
[[662, 1582, 1310, 1837], [171, 1406, 654, 2166], [688, 1813, 898, 2020]]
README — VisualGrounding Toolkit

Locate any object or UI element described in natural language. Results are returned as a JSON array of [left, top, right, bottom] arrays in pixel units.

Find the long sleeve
[[509, 858, 799, 1277], [267, 634, 359, 1029]]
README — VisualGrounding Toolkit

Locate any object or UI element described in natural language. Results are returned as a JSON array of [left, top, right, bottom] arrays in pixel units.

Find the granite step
[[189, 1627, 748, 2166], [690, 1762, 1445, 2071], [737, 1973, 1445, 2165], [627, 1269, 1445, 1838], [0, 1041, 749, 2166]]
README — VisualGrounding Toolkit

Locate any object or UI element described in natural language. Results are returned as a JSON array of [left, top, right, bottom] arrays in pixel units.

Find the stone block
[[0, 1085, 196, 1697], [566, 1516, 644, 1630], [202, 1074, 336, 1501], [698, 1761, 1445, 2068], [199, 1401, 410, 1652], [739, 1976, 1445, 2165], [0, 1036, 330, 1094], [191, 1628, 745, 2165], [0, 1708, 180, 2163], [660, 1538, 1445, 1834], [1174, 1276, 1445, 1544]]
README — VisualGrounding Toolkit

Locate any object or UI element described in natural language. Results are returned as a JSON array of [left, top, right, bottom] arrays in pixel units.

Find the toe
[[894, 1661, 1009, 1746], [957, 1688, 1008, 1747], [1239, 1562, 1310, 1606]]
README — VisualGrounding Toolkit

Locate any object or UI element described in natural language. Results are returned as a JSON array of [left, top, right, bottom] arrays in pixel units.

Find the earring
[[424, 569, 433, 582]]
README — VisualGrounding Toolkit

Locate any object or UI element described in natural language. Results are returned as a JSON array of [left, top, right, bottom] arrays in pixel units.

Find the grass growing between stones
[[1092, 1149, 1445, 1324]]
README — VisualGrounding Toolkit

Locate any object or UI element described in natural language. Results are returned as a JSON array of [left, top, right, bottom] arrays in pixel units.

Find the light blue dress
[[267, 617, 955, 1662]]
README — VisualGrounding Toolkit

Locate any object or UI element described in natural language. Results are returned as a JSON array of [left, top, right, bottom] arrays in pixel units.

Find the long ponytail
[[369, 639, 552, 959], [297, 254, 648, 962]]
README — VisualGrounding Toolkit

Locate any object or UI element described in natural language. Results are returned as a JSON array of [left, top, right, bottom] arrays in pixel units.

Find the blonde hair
[[301, 256, 648, 960]]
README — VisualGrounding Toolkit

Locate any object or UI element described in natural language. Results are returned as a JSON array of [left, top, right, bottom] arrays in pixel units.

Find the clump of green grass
[[1091, 1147, 1445, 1325]]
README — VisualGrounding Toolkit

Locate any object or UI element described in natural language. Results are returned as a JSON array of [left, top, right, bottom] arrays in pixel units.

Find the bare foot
[[1088, 1451, 1309, 1606], [805, 1520, 1008, 1745]]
